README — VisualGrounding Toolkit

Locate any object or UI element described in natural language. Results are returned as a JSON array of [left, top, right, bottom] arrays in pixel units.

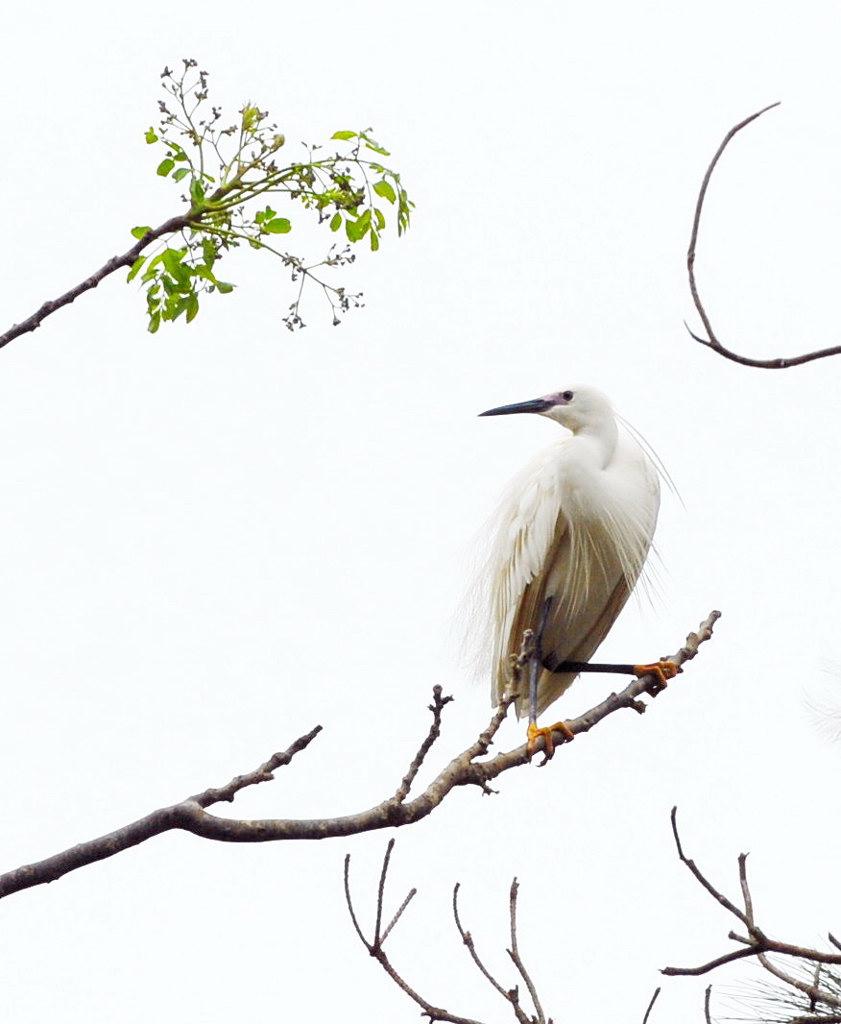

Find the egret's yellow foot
[[634, 660, 681, 695], [527, 720, 575, 765]]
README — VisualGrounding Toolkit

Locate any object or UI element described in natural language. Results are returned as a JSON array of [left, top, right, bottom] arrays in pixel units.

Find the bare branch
[[704, 985, 712, 1024], [641, 987, 661, 1024], [374, 837, 396, 943], [344, 845, 489, 1024], [0, 613, 718, 901], [506, 878, 546, 1024], [757, 952, 841, 1011], [663, 808, 841, 978], [392, 687, 454, 803], [686, 102, 841, 369], [381, 886, 417, 946], [348, 845, 555, 1024], [668, 806, 753, 933], [452, 883, 518, 1009]]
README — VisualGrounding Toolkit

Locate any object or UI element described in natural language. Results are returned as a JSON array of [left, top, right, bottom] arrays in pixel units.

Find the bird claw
[[634, 660, 681, 695], [527, 720, 574, 766]]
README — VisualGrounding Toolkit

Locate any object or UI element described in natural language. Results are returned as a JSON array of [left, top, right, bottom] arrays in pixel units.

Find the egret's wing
[[532, 574, 631, 718], [486, 442, 570, 705]]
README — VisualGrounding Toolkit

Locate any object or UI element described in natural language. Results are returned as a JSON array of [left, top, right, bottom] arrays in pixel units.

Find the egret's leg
[[526, 598, 575, 764], [528, 597, 552, 726], [553, 659, 681, 695]]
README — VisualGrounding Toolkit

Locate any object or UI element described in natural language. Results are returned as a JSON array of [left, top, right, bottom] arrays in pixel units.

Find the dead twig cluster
[[663, 808, 841, 1022], [344, 839, 553, 1024]]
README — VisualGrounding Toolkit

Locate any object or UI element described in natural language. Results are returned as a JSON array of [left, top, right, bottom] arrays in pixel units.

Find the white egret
[[477, 385, 674, 759]]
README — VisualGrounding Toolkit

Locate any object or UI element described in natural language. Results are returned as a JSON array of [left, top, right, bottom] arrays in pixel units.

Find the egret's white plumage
[[477, 386, 660, 720]]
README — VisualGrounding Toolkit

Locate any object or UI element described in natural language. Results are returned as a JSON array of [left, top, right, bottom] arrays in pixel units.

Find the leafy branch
[[0, 58, 413, 349]]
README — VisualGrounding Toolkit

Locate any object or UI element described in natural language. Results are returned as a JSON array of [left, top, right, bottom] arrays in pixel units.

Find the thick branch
[[686, 102, 841, 369], [0, 215, 193, 349], [0, 612, 718, 901]]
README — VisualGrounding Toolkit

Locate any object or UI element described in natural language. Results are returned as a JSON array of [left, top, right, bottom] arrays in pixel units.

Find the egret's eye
[[561, 390, 574, 402]]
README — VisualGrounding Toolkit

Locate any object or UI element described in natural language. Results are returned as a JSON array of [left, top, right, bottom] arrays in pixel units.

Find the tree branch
[[0, 612, 718, 901], [346, 843, 554, 1024], [662, 807, 841, 978], [685, 102, 841, 369], [0, 215, 191, 350]]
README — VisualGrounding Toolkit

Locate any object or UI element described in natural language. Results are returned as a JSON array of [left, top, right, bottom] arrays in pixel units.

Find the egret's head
[[479, 385, 613, 433]]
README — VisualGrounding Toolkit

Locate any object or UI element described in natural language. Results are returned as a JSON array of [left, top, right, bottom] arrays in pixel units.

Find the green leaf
[[148, 312, 161, 334], [161, 248, 191, 286], [370, 230, 380, 252], [157, 157, 175, 177], [186, 293, 200, 323], [131, 226, 152, 240], [216, 281, 234, 294], [361, 133, 390, 156], [331, 130, 357, 141], [263, 217, 291, 234], [374, 208, 386, 231], [345, 214, 370, 243], [329, 212, 342, 232], [172, 167, 189, 182], [126, 256, 147, 282], [145, 128, 158, 144], [194, 265, 218, 285], [255, 205, 277, 225], [373, 180, 396, 204]]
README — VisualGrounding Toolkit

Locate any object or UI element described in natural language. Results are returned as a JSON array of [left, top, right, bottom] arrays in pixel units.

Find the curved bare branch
[[662, 807, 841, 978], [0, 612, 718, 901], [686, 102, 841, 369]]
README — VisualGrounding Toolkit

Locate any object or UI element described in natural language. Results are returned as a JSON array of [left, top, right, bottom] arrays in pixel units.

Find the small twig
[[452, 884, 514, 1006], [374, 837, 396, 942], [393, 685, 454, 803], [704, 984, 712, 1024], [686, 101, 841, 369], [668, 807, 752, 932], [343, 854, 369, 948], [507, 879, 546, 1024], [381, 887, 417, 946], [641, 987, 660, 1024]]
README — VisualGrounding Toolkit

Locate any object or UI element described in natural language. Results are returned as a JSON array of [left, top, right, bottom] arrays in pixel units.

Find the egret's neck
[[572, 413, 618, 468]]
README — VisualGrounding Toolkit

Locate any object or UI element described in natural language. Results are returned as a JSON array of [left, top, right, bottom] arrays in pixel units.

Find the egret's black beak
[[479, 397, 554, 417]]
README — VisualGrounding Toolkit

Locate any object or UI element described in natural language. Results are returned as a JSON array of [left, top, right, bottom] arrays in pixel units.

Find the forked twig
[[345, 843, 554, 1024], [507, 879, 547, 1024], [663, 808, 841, 978], [686, 102, 841, 369]]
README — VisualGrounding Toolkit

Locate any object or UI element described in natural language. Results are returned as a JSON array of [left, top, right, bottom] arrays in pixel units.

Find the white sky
[[1, 2, 841, 1021]]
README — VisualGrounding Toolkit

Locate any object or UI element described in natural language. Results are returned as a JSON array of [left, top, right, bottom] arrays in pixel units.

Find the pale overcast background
[[1, 3, 840, 1022]]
